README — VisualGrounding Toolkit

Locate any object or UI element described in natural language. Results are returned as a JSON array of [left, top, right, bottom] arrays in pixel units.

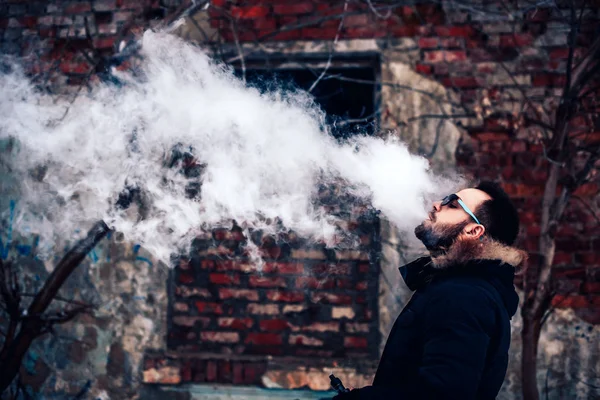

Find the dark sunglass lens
[[441, 194, 459, 206]]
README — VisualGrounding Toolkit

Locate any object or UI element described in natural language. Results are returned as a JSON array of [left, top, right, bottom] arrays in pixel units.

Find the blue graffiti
[[2, 199, 154, 267], [132, 243, 153, 267], [0, 200, 16, 259]]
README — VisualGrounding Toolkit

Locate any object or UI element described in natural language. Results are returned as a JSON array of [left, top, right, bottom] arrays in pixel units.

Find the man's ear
[[464, 223, 485, 240]]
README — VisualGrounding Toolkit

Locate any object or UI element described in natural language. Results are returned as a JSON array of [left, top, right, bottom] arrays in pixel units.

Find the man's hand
[[332, 389, 361, 399]]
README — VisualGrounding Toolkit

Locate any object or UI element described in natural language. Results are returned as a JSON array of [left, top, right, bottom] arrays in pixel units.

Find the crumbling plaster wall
[[1, 139, 168, 399]]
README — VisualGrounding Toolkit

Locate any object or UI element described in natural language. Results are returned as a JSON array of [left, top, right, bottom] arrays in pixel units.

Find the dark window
[[236, 65, 377, 140]]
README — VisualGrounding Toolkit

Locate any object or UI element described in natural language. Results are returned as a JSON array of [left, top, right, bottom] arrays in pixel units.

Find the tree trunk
[[521, 312, 542, 400], [0, 221, 109, 394]]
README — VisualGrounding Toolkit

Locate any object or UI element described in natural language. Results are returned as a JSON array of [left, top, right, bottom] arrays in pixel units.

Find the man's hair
[[474, 181, 520, 245]]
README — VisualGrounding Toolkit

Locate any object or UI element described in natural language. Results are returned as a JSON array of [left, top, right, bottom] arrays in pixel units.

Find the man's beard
[[414, 220, 468, 254]]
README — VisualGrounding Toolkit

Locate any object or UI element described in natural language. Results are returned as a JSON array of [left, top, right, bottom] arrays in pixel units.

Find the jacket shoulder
[[422, 278, 501, 327]]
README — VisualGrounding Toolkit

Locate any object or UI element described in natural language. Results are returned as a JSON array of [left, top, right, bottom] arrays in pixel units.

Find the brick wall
[[0, 0, 175, 88], [169, 200, 381, 359], [199, 0, 599, 324]]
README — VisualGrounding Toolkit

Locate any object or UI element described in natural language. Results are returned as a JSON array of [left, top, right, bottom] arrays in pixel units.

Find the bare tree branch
[[308, 0, 349, 93]]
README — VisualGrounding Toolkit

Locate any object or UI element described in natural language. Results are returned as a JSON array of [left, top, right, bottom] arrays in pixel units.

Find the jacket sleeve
[[338, 285, 494, 400]]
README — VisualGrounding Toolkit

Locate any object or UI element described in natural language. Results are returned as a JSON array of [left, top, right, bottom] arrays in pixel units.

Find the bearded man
[[333, 181, 525, 400]]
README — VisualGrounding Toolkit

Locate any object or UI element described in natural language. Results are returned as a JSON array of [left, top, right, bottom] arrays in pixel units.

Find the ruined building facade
[[0, 0, 599, 399]]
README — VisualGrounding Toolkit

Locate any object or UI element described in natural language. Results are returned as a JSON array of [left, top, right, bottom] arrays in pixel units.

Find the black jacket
[[334, 242, 523, 400]]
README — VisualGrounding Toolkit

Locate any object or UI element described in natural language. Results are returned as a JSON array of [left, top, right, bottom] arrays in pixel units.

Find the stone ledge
[[142, 352, 377, 391]]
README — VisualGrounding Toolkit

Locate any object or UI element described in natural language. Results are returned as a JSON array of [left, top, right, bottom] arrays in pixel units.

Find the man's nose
[[432, 201, 441, 212]]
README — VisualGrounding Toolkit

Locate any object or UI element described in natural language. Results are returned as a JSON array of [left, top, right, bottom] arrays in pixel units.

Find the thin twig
[[229, 18, 246, 84], [308, 0, 349, 93], [365, 0, 392, 19]]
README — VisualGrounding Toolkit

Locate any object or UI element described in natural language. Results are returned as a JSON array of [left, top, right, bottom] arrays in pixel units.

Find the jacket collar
[[399, 238, 527, 291]]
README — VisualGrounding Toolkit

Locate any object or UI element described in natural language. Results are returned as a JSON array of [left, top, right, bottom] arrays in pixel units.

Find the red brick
[[249, 275, 287, 288], [300, 321, 340, 332], [418, 37, 439, 49], [94, 37, 115, 49], [289, 334, 323, 346], [358, 263, 370, 273], [233, 363, 244, 384], [262, 262, 303, 274], [556, 239, 591, 252], [179, 273, 194, 284], [532, 73, 566, 87], [391, 25, 420, 36], [499, 33, 534, 47], [345, 322, 369, 333], [218, 317, 254, 330], [117, 0, 145, 10], [59, 62, 90, 75], [549, 48, 570, 59], [311, 263, 351, 275], [552, 267, 586, 280], [344, 336, 368, 348], [551, 295, 600, 308], [344, 14, 370, 27], [271, 29, 301, 41], [172, 316, 210, 328], [201, 260, 215, 269], [195, 301, 223, 314], [17, 16, 37, 29], [311, 292, 352, 305], [245, 333, 282, 346], [296, 276, 335, 289], [213, 228, 231, 240], [417, 3, 446, 24], [173, 302, 189, 312], [247, 303, 279, 315], [440, 37, 464, 48], [266, 290, 304, 302], [553, 279, 582, 294], [216, 260, 252, 272], [200, 331, 240, 343], [295, 349, 334, 357], [175, 286, 211, 298], [573, 183, 598, 196], [219, 288, 259, 301], [273, 3, 313, 15], [477, 132, 511, 141], [441, 76, 480, 88], [510, 141, 527, 152], [583, 282, 600, 294], [424, 50, 467, 63], [344, 27, 387, 39], [501, 183, 544, 198], [336, 278, 353, 289], [65, 2, 92, 13], [415, 63, 433, 74], [254, 18, 276, 31], [434, 25, 474, 37], [210, 273, 240, 285], [259, 319, 290, 331], [301, 27, 340, 40], [575, 252, 600, 265], [39, 27, 57, 38], [260, 244, 282, 259], [356, 281, 368, 291], [553, 252, 573, 265]]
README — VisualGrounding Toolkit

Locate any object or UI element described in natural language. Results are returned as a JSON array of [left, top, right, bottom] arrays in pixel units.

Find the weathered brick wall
[[196, 0, 600, 323], [169, 211, 380, 359], [0, 0, 176, 89]]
